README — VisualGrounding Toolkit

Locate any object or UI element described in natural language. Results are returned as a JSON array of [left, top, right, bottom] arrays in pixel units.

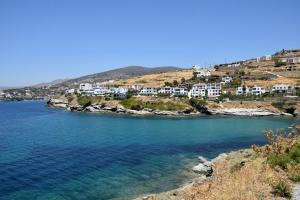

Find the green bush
[[268, 153, 293, 169], [272, 180, 292, 199], [271, 100, 286, 110], [230, 163, 242, 173], [120, 98, 188, 111], [288, 169, 300, 182], [77, 96, 102, 107], [267, 143, 300, 169], [189, 98, 209, 114]]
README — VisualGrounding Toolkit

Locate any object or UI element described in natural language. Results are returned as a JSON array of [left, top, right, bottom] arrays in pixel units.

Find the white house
[[79, 83, 93, 91], [93, 87, 109, 96], [272, 84, 294, 93], [279, 57, 300, 64], [95, 80, 115, 88], [66, 88, 76, 94], [158, 86, 173, 95], [172, 87, 188, 96], [206, 83, 222, 97], [140, 87, 158, 95], [193, 70, 211, 78], [250, 86, 266, 95], [221, 76, 233, 84], [129, 84, 144, 91], [236, 86, 250, 95], [191, 83, 207, 97]]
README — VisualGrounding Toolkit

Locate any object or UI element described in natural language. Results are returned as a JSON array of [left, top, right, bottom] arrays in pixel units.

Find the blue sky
[[0, 0, 300, 86]]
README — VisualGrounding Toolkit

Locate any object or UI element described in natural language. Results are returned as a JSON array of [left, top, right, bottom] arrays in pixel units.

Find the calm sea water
[[0, 101, 297, 200]]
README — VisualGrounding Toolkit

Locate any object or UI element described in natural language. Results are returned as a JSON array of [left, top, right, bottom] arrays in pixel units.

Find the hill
[[32, 79, 69, 88], [55, 66, 182, 87]]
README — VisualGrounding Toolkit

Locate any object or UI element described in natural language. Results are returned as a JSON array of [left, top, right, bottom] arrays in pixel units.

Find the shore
[[134, 149, 253, 200], [47, 97, 295, 117], [135, 132, 300, 200]]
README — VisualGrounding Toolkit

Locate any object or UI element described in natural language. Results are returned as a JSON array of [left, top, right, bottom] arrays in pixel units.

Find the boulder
[[198, 156, 208, 163], [85, 106, 98, 112], [192, 161, 213, 176], [116, 105, 126, 113]]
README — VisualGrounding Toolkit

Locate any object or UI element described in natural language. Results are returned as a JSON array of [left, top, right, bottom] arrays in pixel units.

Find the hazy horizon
[[1, 0, 300, 86]]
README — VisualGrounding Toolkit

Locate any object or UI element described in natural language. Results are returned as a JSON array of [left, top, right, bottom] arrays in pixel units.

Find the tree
[[164, 82, 173, 87], [181, 77, 186, 83], [173, 80, 178, 86]]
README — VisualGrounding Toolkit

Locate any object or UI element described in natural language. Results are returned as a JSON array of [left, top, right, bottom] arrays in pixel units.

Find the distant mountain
[[56, 66, 182, 87], [32, 79, 69, 88]]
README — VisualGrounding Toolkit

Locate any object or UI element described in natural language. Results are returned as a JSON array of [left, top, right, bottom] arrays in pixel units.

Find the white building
[[140, 87, 158, 95], [191, 83, 207, 98], [206, 83, 222, 97], [272, 84, 294, 93], [79, 83, 93, 91], [236, 86, 250, 95], [129, 84, 144, 91], [66, 88, 76, 94], [193, 70, 211, 78], [279, 57, 300, 64], [258, 55, 272, 62], [236, 86, 265, 95], [172, 87, 188, 96], [250, 86, 266, 95], [221, 76, 233, 84], [158, 86, 173, 95], [93, 87, 109, 96], [95, 80, 115, 88]]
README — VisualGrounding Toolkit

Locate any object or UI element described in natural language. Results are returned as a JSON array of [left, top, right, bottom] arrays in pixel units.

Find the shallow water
[[0, 101, 297, 200]]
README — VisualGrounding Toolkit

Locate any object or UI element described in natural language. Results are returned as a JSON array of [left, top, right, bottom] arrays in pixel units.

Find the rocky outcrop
[[209, 108, 292, 116], [47, 98, 68, 108], [47, 98, 201, 116], [192, 156, 213, 176], [47, 97, 294, 117]]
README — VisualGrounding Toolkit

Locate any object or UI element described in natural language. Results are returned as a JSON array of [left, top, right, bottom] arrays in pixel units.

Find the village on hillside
[[1, 49, 300, 106], [63, 49, 300, 101]]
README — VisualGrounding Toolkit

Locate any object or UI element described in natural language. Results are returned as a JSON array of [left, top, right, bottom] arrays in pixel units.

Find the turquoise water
[[0, 101, 297, 200]]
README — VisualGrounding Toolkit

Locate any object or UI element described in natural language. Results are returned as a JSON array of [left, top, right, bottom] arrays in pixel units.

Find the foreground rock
[[135, 149, 258, 200]]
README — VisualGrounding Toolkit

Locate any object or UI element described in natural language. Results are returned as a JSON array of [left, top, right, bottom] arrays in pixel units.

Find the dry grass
[[114, 70, 193, 87], [244, 76, 299, 90], [139, 132, 300, 200]]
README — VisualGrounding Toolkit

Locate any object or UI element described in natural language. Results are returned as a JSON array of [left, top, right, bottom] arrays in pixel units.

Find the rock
[[153, 110, 178, 115], [143, 108, 154, 112], [198, 156, 208, 163], [192, 162, 213, 176], [47, 98, 68, 108], [293, 184, 300, 200], [102, 106, 115, 111], [85, 106, 98, 112], [209, 108, 281, 116], [116, 105, 126, 112], [182, 107, 194, 114], [126, 109, 152, 115]]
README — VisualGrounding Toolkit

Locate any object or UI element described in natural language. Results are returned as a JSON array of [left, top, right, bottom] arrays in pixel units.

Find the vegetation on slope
[[77, 95, 103, 107], [120, 97, 189, 111]]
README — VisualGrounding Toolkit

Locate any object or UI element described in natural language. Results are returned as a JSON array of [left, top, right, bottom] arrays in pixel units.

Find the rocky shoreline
[[47, 98, 294, 117], [135, 149, 253, 200]]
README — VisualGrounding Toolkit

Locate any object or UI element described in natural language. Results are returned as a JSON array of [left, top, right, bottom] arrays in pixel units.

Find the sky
[[0, 0, 300, 86]]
